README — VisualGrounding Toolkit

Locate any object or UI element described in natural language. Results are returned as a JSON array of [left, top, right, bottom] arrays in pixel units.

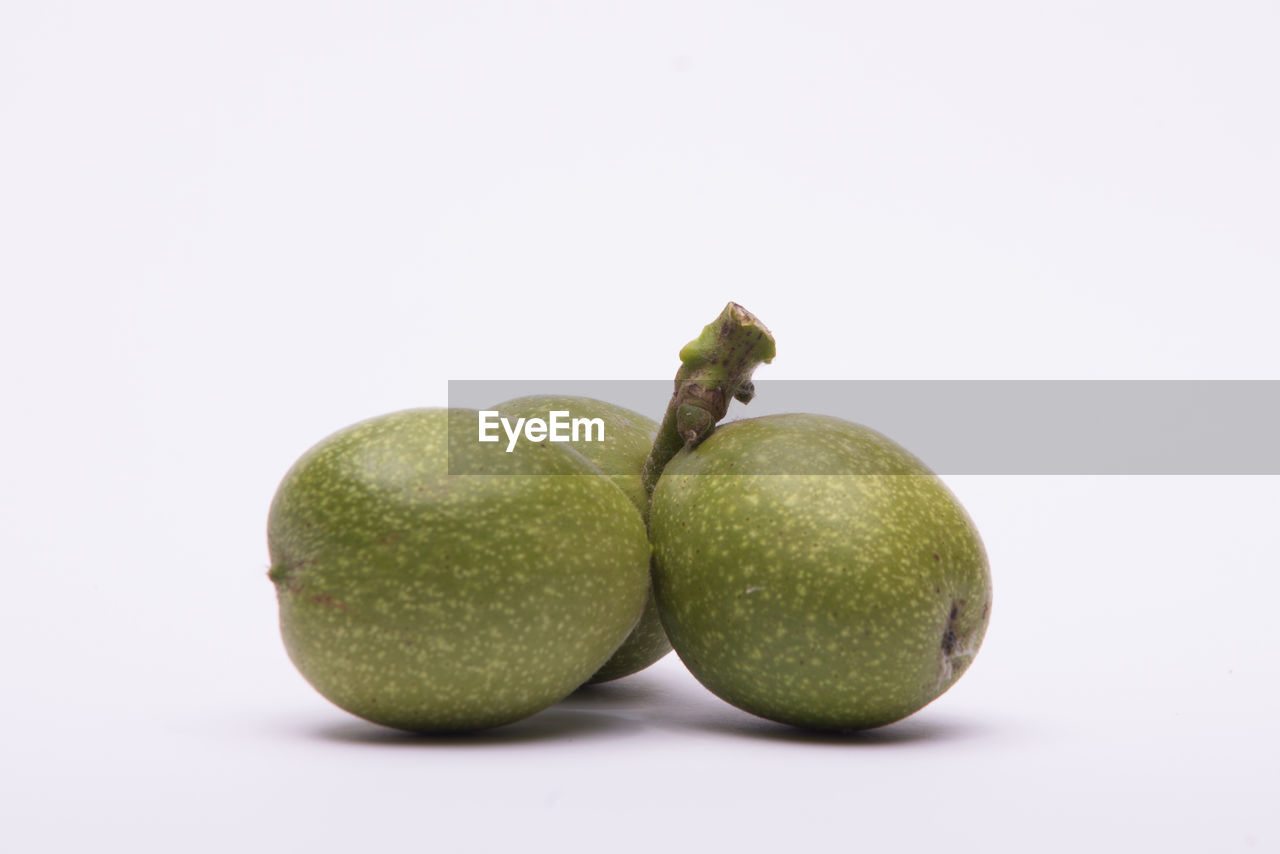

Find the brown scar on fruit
[[941, 601, 960, 655], [308, 592, 348, 611]]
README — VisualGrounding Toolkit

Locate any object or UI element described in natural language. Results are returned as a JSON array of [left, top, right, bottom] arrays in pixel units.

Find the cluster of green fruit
[[267, 305, 991, 733]]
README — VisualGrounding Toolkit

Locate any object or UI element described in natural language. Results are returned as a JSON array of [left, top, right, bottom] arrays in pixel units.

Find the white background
[[3, 2, 1278, 852]]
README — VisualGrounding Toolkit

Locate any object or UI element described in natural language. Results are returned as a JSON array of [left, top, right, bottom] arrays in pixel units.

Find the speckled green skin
[[493, 395, 672, 683], [650, 413, 991, 731], [268, 408, 651, 732]]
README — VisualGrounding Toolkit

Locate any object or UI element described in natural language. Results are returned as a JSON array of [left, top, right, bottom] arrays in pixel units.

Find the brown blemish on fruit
[[308, 591, 348, 611], [941, 601, 959, 655]]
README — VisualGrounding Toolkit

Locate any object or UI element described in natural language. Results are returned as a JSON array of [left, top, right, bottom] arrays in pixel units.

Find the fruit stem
[[640, 302, 776, 508]]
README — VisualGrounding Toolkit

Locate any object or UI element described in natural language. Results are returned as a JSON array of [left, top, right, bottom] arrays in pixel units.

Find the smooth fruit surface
[[650, 413, 991, 730], [493, 394, 672, 683], [268, 408, 651, 732]]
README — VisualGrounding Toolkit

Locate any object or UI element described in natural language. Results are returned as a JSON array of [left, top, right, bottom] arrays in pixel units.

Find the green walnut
[[492, 394, 672, 683], [650, 413, 991, 731], [267, 408, 651, 732]]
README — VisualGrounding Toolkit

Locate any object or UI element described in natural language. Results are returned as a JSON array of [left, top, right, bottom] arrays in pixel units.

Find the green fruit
[[650, 413, 991, 731], [267, 408, 651, 732], [493, 395, 672, 683]]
